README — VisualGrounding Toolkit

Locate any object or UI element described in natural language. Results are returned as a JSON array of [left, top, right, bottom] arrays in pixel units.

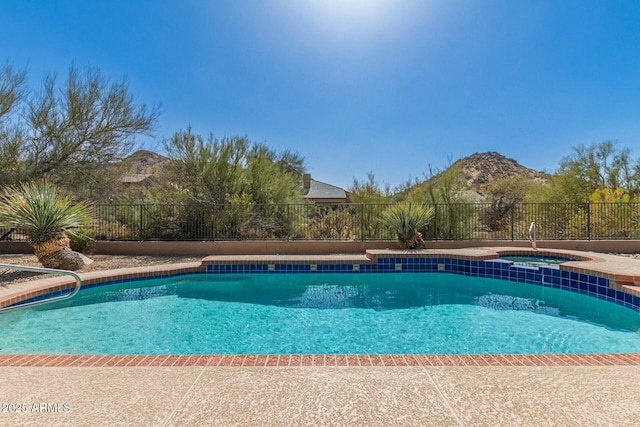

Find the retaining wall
[[1, 240, 639, 256]]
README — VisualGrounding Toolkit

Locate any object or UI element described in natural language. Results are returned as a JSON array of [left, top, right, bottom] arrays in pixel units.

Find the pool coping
[[1, 353, 639, 367], [1, 247, 640, 367]]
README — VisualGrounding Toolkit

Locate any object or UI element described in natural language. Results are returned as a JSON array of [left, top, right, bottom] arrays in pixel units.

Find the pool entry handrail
[[0, 263, 82, 312]]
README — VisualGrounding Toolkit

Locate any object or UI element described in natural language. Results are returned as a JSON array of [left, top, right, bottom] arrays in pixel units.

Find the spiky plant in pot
[[380, 202, 434, 249], [0, 180, 92, 270]]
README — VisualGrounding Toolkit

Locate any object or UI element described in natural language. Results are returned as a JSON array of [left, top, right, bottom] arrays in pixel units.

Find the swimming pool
[[1, 272, 639, 355]]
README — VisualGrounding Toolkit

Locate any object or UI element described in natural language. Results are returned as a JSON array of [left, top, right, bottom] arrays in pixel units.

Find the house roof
[[303, 178, 348, 200]]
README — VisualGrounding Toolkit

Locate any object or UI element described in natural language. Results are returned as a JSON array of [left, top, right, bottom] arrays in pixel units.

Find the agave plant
[[380, 202, 434, 249], [0, 180, 92, 270]]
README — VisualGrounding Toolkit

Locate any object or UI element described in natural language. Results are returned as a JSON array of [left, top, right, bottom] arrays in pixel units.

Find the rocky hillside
[[397, 151, 550, 202], [452, 152, 549, 190], [118, 150, 170, 176]]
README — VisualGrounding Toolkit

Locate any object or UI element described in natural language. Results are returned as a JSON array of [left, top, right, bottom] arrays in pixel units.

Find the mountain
[[453, 151, 549, 190], [118, 150, 170, 176], [395, 151, 550, 202]]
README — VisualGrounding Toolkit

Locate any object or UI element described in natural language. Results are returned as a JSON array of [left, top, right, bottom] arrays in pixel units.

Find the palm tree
[[380, 202, 434, 249], [0, 180, 92, 270]]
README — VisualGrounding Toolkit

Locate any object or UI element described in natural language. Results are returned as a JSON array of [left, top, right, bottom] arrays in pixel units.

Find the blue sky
[[2, 0, 640, 189]]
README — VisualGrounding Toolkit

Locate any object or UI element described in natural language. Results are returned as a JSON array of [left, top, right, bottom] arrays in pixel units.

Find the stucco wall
[[1, 240, 639, 256]]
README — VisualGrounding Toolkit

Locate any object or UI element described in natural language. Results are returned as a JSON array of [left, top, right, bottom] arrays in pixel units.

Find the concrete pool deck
[[1, 247, 640, 425], [2, 365, 640, 426]]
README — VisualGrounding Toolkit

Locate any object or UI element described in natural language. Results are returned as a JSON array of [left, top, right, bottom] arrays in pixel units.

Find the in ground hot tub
[[499, 255, 578, 268]]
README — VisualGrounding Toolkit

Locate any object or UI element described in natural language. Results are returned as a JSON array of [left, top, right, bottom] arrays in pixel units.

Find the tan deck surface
[[1, 365, 640, 426]]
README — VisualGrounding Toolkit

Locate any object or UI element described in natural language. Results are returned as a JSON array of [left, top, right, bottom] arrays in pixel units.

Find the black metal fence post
[[586, 201, 591, 241], [434, 204, 438, 239], [511, 206, 515, 241], [212, 204, 216, 242], [287, 204, 291, 240], [360, 204, 365, 241], [139, 204, 143, 241]]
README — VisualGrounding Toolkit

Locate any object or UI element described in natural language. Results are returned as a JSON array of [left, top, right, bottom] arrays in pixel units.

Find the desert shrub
[[0, 180, 92, 269], [69, 228, 97, 253], [306, 209, 356, 239], [380, 203, 434, 249]]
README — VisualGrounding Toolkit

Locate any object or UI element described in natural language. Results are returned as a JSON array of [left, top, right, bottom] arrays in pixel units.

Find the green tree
[[245, 144, 304, 205], [485, 176, 543, 205], [162, 127, 306, 238], [349, 172, 392, 239], [0, 63, 26, 119], [162, 127, 304, 205], [549, 140, 640, 202], [585, 187, 639, 238], [349, 172, 391, 204], [482, 177, 546, 232], [162, 127, 248, 204], [0, 62, 160, 199], [406, 163, 475, 239], [0, 63, 27, 186]]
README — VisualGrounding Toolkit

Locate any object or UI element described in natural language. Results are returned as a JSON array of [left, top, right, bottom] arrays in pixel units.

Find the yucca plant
[[380, 202, 434, 249], [0, 180, 92, 270]]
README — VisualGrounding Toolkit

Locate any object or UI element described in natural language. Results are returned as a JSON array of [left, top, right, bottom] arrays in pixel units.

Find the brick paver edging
[[1, 353, 639, 367]]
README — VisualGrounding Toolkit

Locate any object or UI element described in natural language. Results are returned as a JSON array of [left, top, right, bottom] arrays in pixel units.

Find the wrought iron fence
[[2, 202, 639, 242], [86, 203, 397, 241]]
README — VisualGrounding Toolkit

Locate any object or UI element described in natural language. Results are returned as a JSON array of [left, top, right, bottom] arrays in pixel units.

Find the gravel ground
[[608, 252, 640, 260], [0, 254, 202, 288]]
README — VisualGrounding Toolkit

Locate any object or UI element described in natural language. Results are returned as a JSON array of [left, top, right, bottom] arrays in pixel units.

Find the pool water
[[1, 273, 639, 355], [500, 255, 575, 267]]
